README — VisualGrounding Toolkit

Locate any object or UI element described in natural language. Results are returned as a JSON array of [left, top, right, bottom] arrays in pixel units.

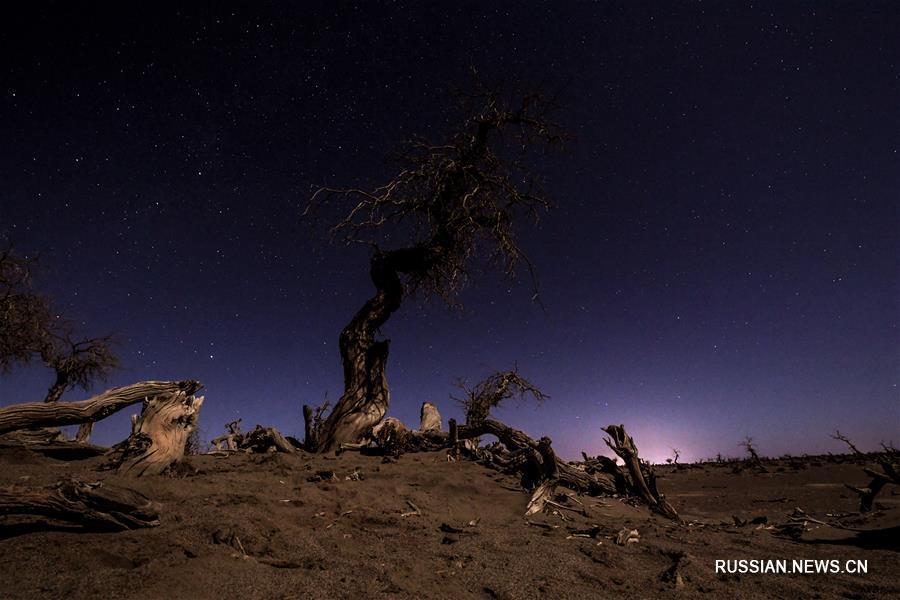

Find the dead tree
[[0, 248, 119, 403], [0, 380, 201, 436], [460, 419, 614, 491], [831, 430, 899, 512], [42, 332, 118, 403], [671, 448, 681, 465], [457, 369, 549, 427], [603, 425, 680, 520], [738, 436, 768, 473], [0, 478, 160, 531], [115, 390, 205, 476], [306, 84, 562, 451]]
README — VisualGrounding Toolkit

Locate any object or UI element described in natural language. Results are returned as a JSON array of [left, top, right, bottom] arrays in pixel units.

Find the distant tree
[[739, 436, 768, 473], [306, 80, 563, 451], [0, 247, 119, 403], [670, 448, 681, 465]]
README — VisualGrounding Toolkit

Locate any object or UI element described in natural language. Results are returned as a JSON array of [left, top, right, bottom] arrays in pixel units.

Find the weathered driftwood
[[420, 402, 442, 432], [603, 425, 680, 520], [242, 425, 296, 453], [0, 478, 160, 531], [211, 419, 243, 451], [0, 380, 202, 436], [115, 391, 204, 476], [0, 436, 108, 462], [211, 420, 297, 454], [0, 427, 65, 445], [372, 417, 411, 454]]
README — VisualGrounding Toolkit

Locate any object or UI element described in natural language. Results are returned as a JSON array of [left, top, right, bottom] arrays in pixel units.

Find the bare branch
[[830, 430, 864, 455]]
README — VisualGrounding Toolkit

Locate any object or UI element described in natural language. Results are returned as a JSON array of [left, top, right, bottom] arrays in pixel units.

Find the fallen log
[[115, 391, 205, 476], [210, 420, 298, 454], [0, 478, 160, 531], [457, 419, 621, 496], [0, 428, 65, 445], [241, 425, 296, 454], [0, 380, 202, 436]]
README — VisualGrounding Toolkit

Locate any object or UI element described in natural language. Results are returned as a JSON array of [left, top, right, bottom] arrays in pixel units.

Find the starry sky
[[1, 2, 897, 463]]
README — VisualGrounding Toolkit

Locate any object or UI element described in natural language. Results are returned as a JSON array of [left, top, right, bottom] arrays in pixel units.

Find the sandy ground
[[1, 445, 897, 599]]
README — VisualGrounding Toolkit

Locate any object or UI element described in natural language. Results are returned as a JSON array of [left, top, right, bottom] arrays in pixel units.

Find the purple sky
[[1, 2, 897, 463]]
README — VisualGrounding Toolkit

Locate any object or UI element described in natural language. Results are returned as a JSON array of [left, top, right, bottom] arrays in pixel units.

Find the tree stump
[[116, 392, 204, 476], [419, 402, 442, 432]]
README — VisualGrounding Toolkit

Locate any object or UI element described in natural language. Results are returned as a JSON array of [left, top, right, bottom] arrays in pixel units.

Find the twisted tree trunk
[[457, 418, 620, 496], [603, 425, 680, 521], [316, 247, 441, 451], [115, 391, 204, 476]]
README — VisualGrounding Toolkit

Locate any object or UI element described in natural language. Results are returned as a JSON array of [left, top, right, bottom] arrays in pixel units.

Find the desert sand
[[1, 442, 897, 599]]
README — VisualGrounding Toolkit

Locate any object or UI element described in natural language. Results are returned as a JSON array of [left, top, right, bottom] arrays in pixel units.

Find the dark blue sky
[[1, 2, 897, 462]]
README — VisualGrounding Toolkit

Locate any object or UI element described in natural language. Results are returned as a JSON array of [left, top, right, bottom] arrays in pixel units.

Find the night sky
[[1, 2, 897, 462]]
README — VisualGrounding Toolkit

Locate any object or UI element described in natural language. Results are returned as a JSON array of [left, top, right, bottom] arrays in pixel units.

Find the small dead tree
[[739, 436, 768, 473], [456, 369, 549, 427], [306, 82, 563, 451], [831, 430, 899, 512], [42, 332, 119, 403], [671, 448, 681, 465]]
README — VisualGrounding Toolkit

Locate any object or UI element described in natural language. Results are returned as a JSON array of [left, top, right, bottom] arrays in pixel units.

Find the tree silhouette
[[0, 247, 119, 404], [41, 330, 119, 403], [307, 82, 563, 451], [0, 248, 51, 372]]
